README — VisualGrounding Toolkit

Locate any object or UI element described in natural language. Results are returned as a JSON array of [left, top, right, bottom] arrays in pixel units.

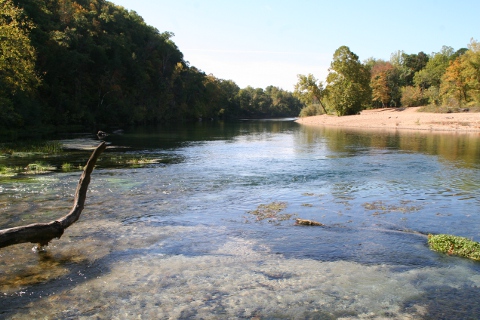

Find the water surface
[[1, 121, 480, 319]]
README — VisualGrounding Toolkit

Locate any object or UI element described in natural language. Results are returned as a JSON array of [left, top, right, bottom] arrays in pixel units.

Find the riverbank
[[295, 107, 480, 132]]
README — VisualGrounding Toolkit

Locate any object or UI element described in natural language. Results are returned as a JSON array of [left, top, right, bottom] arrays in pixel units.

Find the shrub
[[299, 104, 324, 117], [401, 86, 425, 107]]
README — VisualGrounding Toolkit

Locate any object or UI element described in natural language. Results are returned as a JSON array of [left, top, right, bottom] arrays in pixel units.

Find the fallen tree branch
[[295, 218, 324, 226], [0, 142, 106, 249]]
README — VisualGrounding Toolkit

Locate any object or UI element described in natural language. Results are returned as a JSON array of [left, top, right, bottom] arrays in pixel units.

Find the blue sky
[[112, 0, 479, 91]]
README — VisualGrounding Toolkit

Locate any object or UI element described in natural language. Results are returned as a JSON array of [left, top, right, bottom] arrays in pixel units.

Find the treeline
[[295, 41, 480, 116], [0, 0, 302, 132]]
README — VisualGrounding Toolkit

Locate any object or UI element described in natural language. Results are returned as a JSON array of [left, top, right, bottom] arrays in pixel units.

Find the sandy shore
[[295, 107, 480, 132]]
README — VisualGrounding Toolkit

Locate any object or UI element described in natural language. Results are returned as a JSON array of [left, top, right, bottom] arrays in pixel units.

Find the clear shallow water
[[1, 121, 480, 319]]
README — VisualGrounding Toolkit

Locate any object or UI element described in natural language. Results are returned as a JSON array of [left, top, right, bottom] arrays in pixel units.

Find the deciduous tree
[[0, 0, 40, 126], [369, 60, 400, 107], [293, 74, 327, 114], [326, 46, 371, 116], [440, 56, 468, 106], [413, 46, 455, 90], [461, 39, 480, 104]]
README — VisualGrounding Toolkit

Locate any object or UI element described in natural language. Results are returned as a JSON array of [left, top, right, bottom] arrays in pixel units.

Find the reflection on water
[[1, 121, 480, 319]]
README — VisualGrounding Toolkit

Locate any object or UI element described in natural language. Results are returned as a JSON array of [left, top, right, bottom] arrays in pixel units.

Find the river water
[[1, 120, 480, 319]]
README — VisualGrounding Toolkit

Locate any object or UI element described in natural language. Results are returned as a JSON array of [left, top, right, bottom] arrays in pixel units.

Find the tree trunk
[[0, 142, 106, 249]]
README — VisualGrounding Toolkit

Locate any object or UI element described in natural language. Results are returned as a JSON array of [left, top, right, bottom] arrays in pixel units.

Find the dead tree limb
[[0, 142, 106, 249]]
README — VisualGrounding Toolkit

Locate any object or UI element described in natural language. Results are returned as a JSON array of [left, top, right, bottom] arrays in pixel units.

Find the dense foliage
[[325, 46, 371, 116], [2, 0, 478, 131], [0, 0, 40, 126], [296, 40, 480, 116], [0, 0, 301, 133]]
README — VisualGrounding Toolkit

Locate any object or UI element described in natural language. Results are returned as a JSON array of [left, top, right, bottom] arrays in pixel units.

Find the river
[[1, 120, 480, 319]]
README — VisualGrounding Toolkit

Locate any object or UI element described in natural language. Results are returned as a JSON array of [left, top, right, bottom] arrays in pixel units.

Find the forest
[[296, 42, 480, 117], [1, 0, 479, 134], [1, 0, 302, 134]]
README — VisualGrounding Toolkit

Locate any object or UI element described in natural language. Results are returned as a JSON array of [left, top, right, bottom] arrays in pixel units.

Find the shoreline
[[295, 107, 480, 133]]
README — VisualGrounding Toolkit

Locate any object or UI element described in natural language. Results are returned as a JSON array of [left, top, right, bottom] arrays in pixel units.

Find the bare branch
[[0, 142, 106, 249]]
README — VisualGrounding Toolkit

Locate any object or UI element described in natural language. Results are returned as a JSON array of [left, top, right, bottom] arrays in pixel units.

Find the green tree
[[439, 39, 480, 107], [215, 79, 240, 119], [293, 74, 327, 115], [235, 85, 300, 118], [265, 85, 302, 117], [461, 39, 480, 104], [0, 0, 40, 126], [390, 51, 429, 87], [326, 46, 371, 116], [413, 46, 455, 90]]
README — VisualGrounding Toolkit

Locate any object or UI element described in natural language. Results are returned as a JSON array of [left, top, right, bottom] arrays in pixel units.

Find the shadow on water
[[402, 285, 480, 320], [0, 251, 104, 318], [0, 239, 174, 319]]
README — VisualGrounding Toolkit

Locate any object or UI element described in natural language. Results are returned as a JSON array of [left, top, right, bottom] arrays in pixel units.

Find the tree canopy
[[0, 0, 302, 134], [2, 0, 478, 128], [325, 46, 371, 116], [0, 0, 40, 126], [293, 74, 326, 116], [296, 40, 478, 117]]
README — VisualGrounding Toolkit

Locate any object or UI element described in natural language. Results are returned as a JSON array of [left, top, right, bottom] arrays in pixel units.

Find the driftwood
[[295, 218, 324, 226], [0, 142, 106, 249]]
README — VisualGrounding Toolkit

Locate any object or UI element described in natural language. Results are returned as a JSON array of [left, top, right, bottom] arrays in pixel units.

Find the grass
[[419, 104, 480, 113], [428, 234, 480, 261]]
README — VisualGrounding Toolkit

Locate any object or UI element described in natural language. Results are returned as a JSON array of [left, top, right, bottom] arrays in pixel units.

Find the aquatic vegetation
[[61, 162, 72, 171], [0, 140, 63, 155], [246, 202, 296, 224], [0, 162, 61, 176], [61, 162, 83, 172], [0, 164, 25, 177], [362, 200, 422, 215], [60, 162, 82, 172], [126, 157, 162, 166], [428, 234, 480, 261], [107, 155, 163, 167], [24, 162, 56, 174]]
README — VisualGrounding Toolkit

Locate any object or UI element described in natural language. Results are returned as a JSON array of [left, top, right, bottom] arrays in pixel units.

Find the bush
[[401, 86, 426, 107], [425, 86, 440, 105], [299, 104, 324, 117]]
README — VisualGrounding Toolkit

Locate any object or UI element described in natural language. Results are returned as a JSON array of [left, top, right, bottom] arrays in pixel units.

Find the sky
[[111, 0, 480, 91]]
